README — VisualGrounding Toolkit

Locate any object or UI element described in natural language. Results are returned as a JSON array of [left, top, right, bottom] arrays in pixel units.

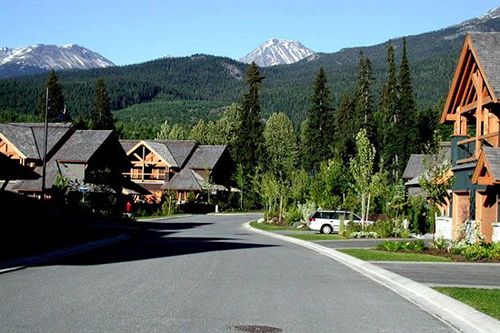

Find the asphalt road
[[0, 214, 454, 332], [374, 262, 500, 287]]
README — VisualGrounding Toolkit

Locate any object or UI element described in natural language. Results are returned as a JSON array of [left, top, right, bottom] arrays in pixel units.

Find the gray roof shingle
[[186, 145, 227, 169], [469, 32, 500, 99], [0, 123, 73, 160], [54, 130, 113, 162], [119, 140, 140, 153], [14, 130, 115, 192], [402, 154, 426, 180], [162, 140, 198, 168], [162, 168, 202, 191], [482, 147, 500, 181]]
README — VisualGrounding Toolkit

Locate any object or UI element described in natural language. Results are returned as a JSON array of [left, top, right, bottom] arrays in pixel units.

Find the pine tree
[[333, 92, 356, 159], [397, 38, 418, 171], [233, 62, 265, 172], [90, 78, 115, 130], [38, 70, 65, 122], [354, 52, 375, 142], [375, 41, 399, 171], [302, 67, 335, 173]]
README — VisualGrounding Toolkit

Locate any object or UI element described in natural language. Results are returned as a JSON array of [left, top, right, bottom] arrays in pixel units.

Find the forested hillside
[[0, 10, 498, 129]]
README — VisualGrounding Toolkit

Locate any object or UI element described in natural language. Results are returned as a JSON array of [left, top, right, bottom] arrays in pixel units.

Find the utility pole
[[41, 88, 49, 199]]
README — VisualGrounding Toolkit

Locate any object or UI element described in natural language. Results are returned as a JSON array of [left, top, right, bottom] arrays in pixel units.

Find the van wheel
[[320, 225, 333, 234]]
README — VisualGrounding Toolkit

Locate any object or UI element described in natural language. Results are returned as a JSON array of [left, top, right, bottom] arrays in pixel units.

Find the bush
[[490, 244, 500, 260], [431, 237, 449, 250], [284, 205, 302, 225], [377, 240, 425, 253], [371, 219, 393, 238], [349, 231, 379, 239], [344, 221, 362, 238], [463, 244, 489, 261]]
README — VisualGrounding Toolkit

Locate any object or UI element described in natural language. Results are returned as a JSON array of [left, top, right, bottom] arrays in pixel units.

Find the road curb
[[0, 234, 130, 275], [245, 222, 500, 333]]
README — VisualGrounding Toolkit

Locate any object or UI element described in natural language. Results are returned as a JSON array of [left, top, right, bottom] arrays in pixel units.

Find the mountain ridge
[[0, 44, 114, 78], [240, 38, 314, 67]]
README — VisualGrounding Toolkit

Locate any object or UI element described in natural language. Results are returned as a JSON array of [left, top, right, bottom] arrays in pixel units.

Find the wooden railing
[[123, 172, 165, 181], [456, 131, 500, 164]]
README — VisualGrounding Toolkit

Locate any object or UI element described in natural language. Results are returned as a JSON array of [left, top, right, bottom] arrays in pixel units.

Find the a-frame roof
[[441, 32, 500, 123], [471, 147, 500, 185]]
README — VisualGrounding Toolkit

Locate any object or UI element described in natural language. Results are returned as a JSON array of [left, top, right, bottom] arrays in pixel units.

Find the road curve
[[0, 214, 454, 332]]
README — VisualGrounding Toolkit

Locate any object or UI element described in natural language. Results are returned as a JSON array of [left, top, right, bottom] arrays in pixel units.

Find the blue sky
[[1, 0, 498, 65]]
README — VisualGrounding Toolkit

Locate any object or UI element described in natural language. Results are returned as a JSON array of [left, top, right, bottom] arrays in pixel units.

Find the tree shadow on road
[[33, 219, 277, 267]]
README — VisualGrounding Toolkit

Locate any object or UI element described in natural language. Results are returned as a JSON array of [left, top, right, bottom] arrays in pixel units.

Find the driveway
[[0, 214, 454, 332], [374, 261, 500, 288]]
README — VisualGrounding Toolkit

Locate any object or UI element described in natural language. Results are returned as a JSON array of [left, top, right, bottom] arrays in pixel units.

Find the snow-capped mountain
[[240, 39, 314, 67], [444, 6, 500, 40], [0, 44, 114, 78]]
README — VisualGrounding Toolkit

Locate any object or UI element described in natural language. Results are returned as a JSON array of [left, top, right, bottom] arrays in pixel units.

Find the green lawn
[[287, 234, 345, 241], [337, 249, 451, 262], [433, 287, 500, 320], [249, 221, 299, 231]]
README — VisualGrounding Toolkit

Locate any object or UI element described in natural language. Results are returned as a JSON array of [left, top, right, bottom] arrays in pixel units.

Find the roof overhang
[[440, 34, 499, 124], [127, 140, 174, 167]]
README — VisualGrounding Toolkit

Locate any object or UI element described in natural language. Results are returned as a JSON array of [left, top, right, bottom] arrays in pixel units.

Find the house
[[440, 32, 500, 242], [0, 123, 129, 196], [120, 140, 234, 202], [403, 143, 451, 197]]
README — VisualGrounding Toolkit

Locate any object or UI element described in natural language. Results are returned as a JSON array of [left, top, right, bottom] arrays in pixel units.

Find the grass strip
[[249, 221, 299, 231], [337, 248, 451, 262], [286, 234, 345, 241], [433, 287, 500, 320]]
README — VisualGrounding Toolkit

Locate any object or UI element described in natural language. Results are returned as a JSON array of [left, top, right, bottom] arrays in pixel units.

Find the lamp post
[[41, 88, 49, 199]]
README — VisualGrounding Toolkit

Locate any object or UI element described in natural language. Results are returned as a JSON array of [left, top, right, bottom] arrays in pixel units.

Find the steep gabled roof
[[469, 32, 500, 99], [120, 139, 140, 154], [441, 32, 500, 123], [162, 168, 203, 191], [403, 154, 426, 180], [55, 130, 113, 162], [0, 123, 73, 160], [14, 129, 118, 192], [471, 147, 500, 185], [143, 141, 178, 167], [186, 145, 227, 170], [162, 140, 198, 168]]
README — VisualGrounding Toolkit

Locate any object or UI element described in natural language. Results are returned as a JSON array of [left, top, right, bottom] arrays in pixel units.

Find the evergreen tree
[[302, 67, 335, 173], [90, 78, 115, 130], [375, 41, 399, 171], [333, 93, 356, 159], [38, 70, 65, 122], [397, 37, 419, 169], [354, 52, 375, 142], [233, 62, 265, 171]]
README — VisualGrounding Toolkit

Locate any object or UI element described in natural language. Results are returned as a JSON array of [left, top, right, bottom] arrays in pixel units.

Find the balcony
[[452, 131, 500, 165]]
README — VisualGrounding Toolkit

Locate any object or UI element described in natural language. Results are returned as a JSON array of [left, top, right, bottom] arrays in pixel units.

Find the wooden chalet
[[120, 140, 233, 202], [440, 32, 500, 242], [0, 123, 130, 196]]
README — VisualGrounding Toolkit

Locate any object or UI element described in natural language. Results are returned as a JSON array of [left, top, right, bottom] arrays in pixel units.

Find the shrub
[[377, 240, 425, 253], [447, 240, 468, 255], [371, 219, 393, 238], [432, 237, 449, 250], [284, 205, 302, 225], [349, 231, 379, 239], [490, 244, 500, 260], [344, 221, 362, 238], [463, 244, 489, 261]]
